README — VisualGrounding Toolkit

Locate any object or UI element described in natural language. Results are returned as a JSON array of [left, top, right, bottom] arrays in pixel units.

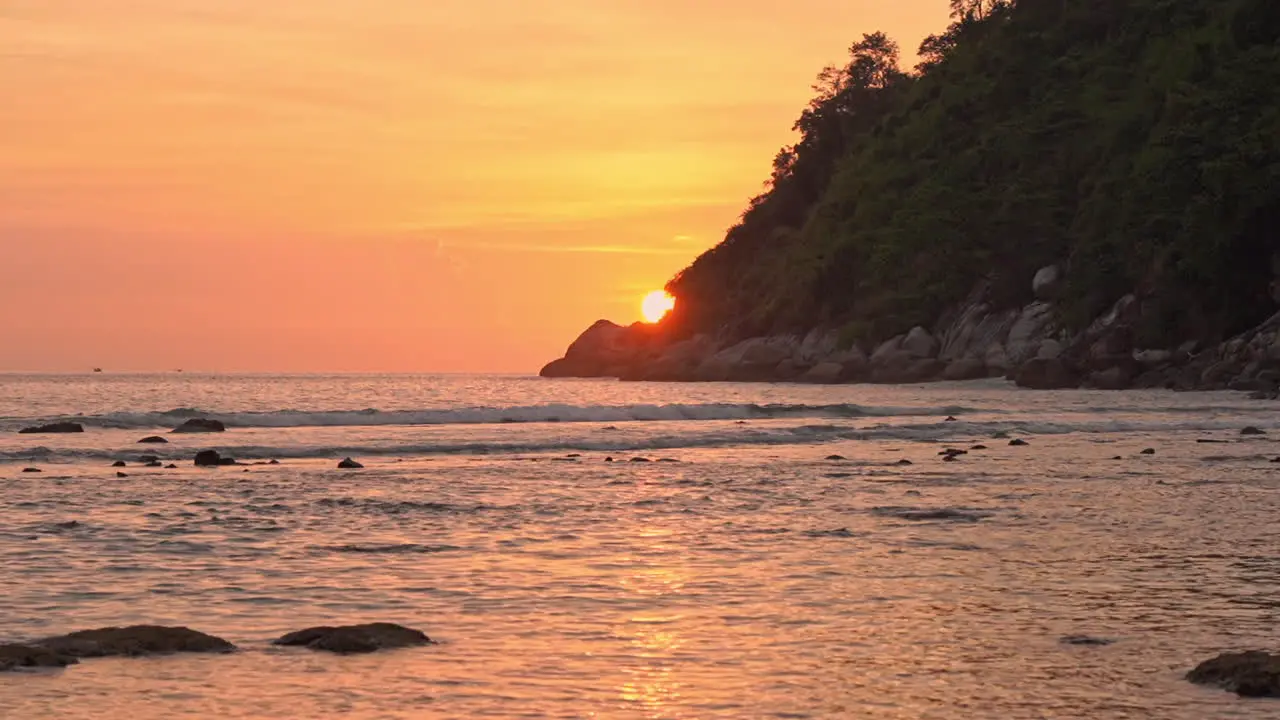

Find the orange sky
[[1, 0, 948, 372]]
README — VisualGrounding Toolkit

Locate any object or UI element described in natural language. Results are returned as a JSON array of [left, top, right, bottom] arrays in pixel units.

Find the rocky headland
[[543, 272, 1280, 393], [542, 0, 1280, 392]]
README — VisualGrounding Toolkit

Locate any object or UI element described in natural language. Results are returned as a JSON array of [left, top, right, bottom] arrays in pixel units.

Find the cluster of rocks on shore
[[542, 266, 1280, 393], [0, 623, 433, 672]]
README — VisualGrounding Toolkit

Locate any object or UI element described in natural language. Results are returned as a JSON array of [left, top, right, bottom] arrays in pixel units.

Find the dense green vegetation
[[665, 0, 1280, 350]]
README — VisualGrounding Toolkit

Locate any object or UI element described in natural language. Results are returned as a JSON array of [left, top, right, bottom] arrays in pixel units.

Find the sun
[[641, 290, 676, 323]]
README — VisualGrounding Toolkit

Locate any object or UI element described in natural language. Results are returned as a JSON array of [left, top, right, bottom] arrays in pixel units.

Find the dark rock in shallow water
[[895, 459, 914, 466], [38, 625, 235, 658], [1186, 651, 1280, 697], [116, 472, 128, 478], [1060, 635, 1115, 646], [269, 459, 280, 465], [194, 450, 225, 467], [1241, 426, 1267, 436], [337, 457, 364, 469], [1009, 438, 1030, 446], [944, 416, 959, 422], [165, 464, 178, 469], [826, 455, 846, 461], [19, 422, 84, 434], [1140, 448, 1156, 455], [970, 445, 988, 451], [0, 643, 77, 672], [629, 457, 651, 463], [273, 623, 432, 654], [171, 418, 225, 434], [111, 461, 127, 468], [138, 455, 159, 463], [137, 436, 168, 444], [144, 461, 162, 468], [21, 467, 41, 473]]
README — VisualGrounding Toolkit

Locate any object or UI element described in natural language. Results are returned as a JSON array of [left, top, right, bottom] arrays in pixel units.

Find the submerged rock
[[1140, 448, 1156, 455], [115, 472, 128, 478], [0, 643, 78, 672], [629, 457, 651, 463], [193, 450, 235, 467], [111, 461, 127, 468], [1241, 426, 1267, 436], [171, 418, 226, 433], [21, 467, 41, 473], [337, 457, 364, 469], [1009, 438, 1030, 446], [137, 436, 169, 444], [18, 422, 84, 434], [273, 623, 432, 654], [826, 455, 847, 461], [1060, 635, 1115, 646], [1186, 651, 1280, 697], [37, 625, 235, 658], [165, 464, 178, 469]]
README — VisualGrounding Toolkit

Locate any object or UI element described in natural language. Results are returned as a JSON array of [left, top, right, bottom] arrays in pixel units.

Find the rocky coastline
[[541, 266, 1280, 394]]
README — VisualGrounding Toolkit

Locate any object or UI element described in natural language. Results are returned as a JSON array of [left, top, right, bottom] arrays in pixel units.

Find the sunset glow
[[0, 0, 948, 372], [641, 291, 676, 323]]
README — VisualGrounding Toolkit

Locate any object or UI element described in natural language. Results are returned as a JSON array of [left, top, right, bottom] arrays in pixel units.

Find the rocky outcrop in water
[[0, 643, 78, 672], [273, 623, 432, 654], [172, 418, 226, 433], [137, 436, 169, 444], [37, 625, 235, 658], [194, 450, 235, 467], [18, 422, 84, 434], [337, 457, 364, 469], [1186, 651, 1280, 697]]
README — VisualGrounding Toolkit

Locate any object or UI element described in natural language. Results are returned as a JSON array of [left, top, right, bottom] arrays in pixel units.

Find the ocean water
[[1, 373, 1279, 719]]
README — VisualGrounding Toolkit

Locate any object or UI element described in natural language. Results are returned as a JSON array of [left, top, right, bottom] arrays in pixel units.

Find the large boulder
[[693, 336, 798, 382], [901, 326, 940, 359], [540, 320, 656, 378], [172, 418, 225, 433], [800, 362, 848, 384], [1036, 339, 1064, 360], [794, 329, 839, 365], [942, 358, 987, 381], [1088, 365, 1133, 390], [872, 357, 945, 384], [273, 623, 433, 654], [1186, 651, 1280, 697], [1032, 265, 1064, 301], [630, 335, 716, 381], [18, 422, 84, 434], [0, 644, 78, 672], [870, 333, 911, 361], [984, 343, 1012, 375], [1006, 302, 1056, 364], [1015, 358, 1078, 389], [37, 626, 235, 658]]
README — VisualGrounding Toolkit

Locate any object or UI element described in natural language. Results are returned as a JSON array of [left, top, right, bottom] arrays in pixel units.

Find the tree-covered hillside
[[664, 0, 1280, 352]]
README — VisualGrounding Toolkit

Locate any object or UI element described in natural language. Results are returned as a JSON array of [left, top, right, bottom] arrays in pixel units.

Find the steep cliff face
[[541, 0, 1280, 390]]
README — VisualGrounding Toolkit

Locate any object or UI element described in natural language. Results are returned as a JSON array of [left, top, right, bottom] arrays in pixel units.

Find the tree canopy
[[665, 0, 1280, 350]]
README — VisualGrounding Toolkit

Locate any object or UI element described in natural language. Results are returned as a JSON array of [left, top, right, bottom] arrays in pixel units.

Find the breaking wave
[[3, 402, 980, 431]]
